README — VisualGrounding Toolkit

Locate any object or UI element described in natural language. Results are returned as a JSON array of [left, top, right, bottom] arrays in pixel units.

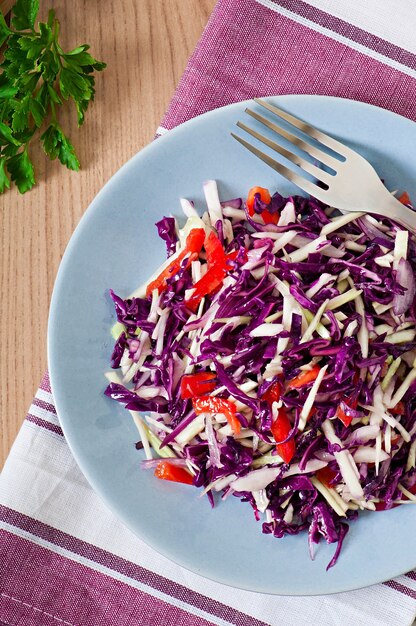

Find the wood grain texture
[[0, 0, 13, 15], [0, 0, 216, 468]]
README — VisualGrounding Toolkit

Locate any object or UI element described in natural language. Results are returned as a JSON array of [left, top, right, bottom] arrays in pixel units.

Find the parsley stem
[[50, 96, 57, 123], [52, 18, 63, 70], [53, 18, 60, 44], [53, 42, 63, 69]]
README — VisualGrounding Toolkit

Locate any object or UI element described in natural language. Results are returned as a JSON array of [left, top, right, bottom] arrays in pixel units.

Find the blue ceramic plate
[[48, 96, 416, 595]]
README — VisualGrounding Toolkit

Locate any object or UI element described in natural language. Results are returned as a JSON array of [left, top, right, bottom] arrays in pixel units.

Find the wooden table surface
[[0, 0, 216, 468]]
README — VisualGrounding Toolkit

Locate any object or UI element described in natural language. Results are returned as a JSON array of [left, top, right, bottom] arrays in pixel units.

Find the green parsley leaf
[[18, 71, 40, 93], [63, 49, 106, 71], [38, 22, 53, 46], [0, 120, 20, 146], [3, 36, 36, 79], [12, 95, 30, 132], [40, 123, 58, 158], [12, 0, 40, 31], [47, 84, 62, 105], [0, 158, 11, 193], [75, 98, 89, 126], [2, 143, 19, 157], [47, 8, 55, 27], [59, 67, 93, 102], [40, 49, 59, 82], [64, 44, 90, 56], [29, 98, 45, 127], [0, 75, 18, 99], [19, 37, 44, 60], [6, 148, 35, 193], [0, 12, 11, 47], [41, 123, 80, 171]]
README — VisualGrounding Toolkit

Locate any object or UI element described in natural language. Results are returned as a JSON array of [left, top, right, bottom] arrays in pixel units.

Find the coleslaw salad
[[105, 181, 416, 568]]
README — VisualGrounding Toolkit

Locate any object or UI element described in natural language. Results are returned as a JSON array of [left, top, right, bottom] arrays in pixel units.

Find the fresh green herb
[[0, 0, 106, 193]]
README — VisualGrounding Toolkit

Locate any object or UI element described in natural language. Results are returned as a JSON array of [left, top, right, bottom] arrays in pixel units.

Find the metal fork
[[231, 98, 416, 231]]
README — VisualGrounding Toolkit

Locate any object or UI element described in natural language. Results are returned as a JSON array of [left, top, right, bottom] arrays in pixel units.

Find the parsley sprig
[[0, 0, 106, 193]]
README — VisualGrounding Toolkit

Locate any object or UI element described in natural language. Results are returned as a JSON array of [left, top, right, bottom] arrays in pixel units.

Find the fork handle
[[372, 184, 416, 232]]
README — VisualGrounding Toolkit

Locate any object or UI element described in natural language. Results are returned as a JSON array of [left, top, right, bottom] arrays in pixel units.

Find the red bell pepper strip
[[225, 249, 238, 263], [374, 500, 400, 511], [185, 232, 248, 312], [316, 466, 338, 488], [186, 228, 206, 250], [185, 263, 226, 312], [390, 401, 405, 416], [287, 365, 321, 390], [270, 408, 295, 463], [262, 381, 282, 404], [247, 187, 271, 212], [225, 248, 248, 267], [335, 394, 358, 427], [193, 396, 241, 434], [258, 210, 279, 225], [146, 228, 205, 297], [185, 231, 231, 312], [374, 501, 390, 511], [246, 186, 278, 225], [336, 405, 353, 427], [154, 460, 194, 485], [180, 372, 216, 399], [204, 231, 227, 265], [399, 191, 411, 206]]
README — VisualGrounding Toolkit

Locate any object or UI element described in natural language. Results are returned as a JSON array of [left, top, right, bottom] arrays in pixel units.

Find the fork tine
[[231, 132, 329, 202], [236, 120, 332, 187], [245, 108, 340, 171], [254, 98, 354, 159]]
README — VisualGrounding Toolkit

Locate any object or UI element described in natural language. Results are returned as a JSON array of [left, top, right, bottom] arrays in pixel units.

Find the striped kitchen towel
[[1, 1, 416, 625]]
